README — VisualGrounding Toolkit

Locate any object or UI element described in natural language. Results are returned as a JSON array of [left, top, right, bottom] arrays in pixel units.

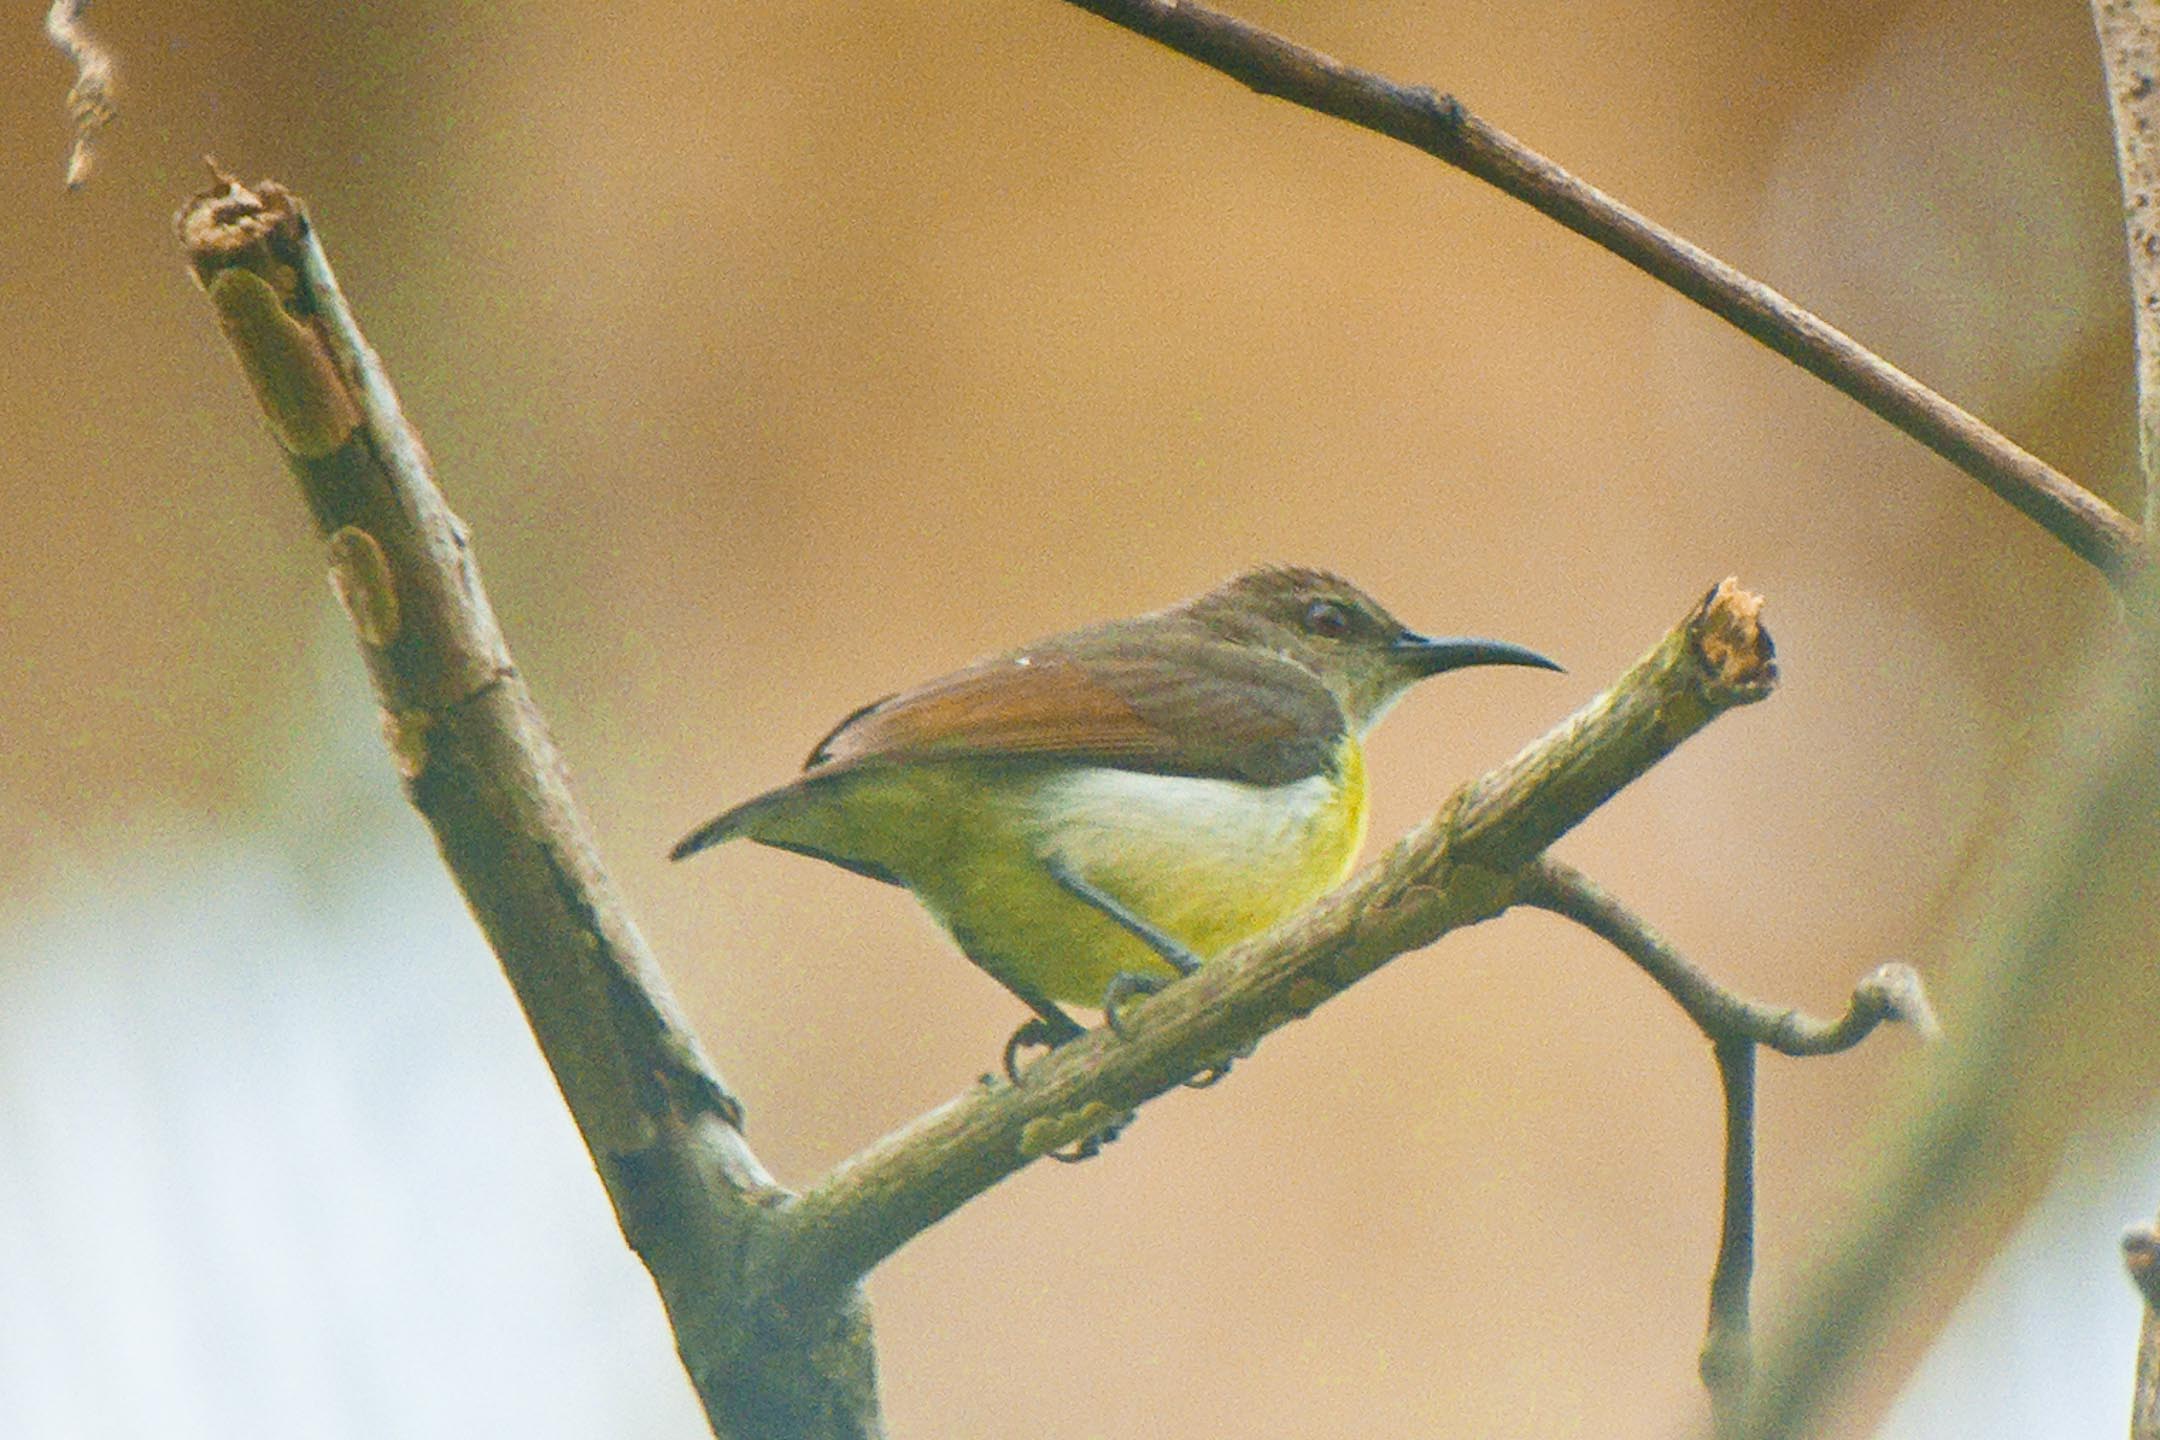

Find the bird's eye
[[1304, 599, 1353, 638]]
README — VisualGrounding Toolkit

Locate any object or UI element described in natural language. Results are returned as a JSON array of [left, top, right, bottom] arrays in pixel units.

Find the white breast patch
[[1030, 766, 1341, 890]]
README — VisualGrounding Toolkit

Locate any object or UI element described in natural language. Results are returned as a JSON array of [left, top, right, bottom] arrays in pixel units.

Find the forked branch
[[176, 172, 875, 1440], [182, 173, 1779, 1438], [1517, 860, 1938, 1056], [1515, 859, 1936, 1426]]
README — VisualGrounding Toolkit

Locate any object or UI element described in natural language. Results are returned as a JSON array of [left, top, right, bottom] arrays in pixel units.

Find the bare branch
[[752, 579, 1778, 1321], [1703, 1038, 1757, 1434], [176, 173, 877, 1440], [43, 0, 113, 189], [2094, 0, 2160, 536], [1516, 859, 1939, 1055], [1728, 589, 2160, 1440], [1513, 858, 1934, 1425], [1054, 0, 2147, 582]]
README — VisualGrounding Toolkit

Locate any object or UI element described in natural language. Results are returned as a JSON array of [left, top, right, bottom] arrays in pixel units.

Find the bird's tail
[[667, 769, 908, 888], [669, 787, 793, 861]]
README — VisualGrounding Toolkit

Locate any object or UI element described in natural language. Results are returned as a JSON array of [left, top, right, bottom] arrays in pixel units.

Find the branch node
[[1280, 974, 1335, 1017], [181, 177, 361, 458], [1407, 84, 1465, 131], [327, 526, 401, 648], [378, 707, 433, 783]]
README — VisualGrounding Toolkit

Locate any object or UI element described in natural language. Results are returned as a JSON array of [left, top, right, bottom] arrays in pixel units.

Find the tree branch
[[2094, 0, 2160, 537], [1054, 0, 2147, 582], [1516, 859, 1939, 1056], [2090, 18, 2160, 1436], [1704, 1037, 1757, 1433], [1512, 858, 1935, 1427], [751, 579, 1777, 1321], [1724, 579, 2160, 1440], [176, 172, 879, 1440]]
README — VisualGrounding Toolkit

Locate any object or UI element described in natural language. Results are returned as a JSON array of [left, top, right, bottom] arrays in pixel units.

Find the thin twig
[[1515, 859, 1939, 1055], [1054, 0, 2147, 582], [752, 580, 1778, 1321], [1703, 1038, 1757, 1434], [2093, 0, 2160, 537], [43, 1, 113, 190], [1513, 858, 1936, 1423], [176, 172, 877, 1440]]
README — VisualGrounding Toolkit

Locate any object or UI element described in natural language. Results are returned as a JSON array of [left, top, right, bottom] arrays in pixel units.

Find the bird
[[671, 565, 1560, 1080]]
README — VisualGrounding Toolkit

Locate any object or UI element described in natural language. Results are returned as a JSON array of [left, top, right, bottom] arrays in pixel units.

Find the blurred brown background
[[0, 0, 2143, 1436]]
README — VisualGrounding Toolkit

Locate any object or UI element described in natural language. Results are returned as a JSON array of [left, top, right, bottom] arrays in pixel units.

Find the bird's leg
[[1043, 857, 1235, 1088]]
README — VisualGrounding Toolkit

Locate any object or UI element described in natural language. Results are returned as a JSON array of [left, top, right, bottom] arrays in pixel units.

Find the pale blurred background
[[1, 0, 2150, 1436]]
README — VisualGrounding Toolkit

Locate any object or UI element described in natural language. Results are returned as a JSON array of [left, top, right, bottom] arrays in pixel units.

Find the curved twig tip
[[1854, 962, 1940, 1042]]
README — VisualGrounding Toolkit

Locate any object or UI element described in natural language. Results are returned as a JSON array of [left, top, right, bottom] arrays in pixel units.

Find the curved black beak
[[1391, 632, 1564, 677]]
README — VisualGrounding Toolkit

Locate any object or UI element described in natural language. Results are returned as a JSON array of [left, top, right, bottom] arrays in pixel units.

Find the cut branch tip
[[178, 174, 359, 457], [1691, 579, 1777, 696]]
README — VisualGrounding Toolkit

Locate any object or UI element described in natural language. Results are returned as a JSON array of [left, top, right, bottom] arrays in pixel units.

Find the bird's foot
[[1102, 969, 1165, 1039], [1046, 1109, 1133, 1164], [1002, 1012, 1131, 1162], [1102, 970, 1236, 1089], [1002, 1013, 1083, 1084]]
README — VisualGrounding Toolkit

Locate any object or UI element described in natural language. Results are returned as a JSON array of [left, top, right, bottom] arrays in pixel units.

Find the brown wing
[[805, 633, 1345, 787]]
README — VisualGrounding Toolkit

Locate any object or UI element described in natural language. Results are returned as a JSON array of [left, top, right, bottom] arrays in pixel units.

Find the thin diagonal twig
[[1516, 859, 1939, 1054], [1056, 0, 2147, 582]]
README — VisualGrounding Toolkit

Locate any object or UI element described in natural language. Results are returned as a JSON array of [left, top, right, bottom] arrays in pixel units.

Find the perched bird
[[672, 566, 1559, 1074]]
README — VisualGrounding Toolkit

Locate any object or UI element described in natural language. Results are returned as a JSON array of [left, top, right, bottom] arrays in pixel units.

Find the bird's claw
[[1002, 1016, 1074, 1084], [1102, 970, 1241, 1089], [1045, 1109, 1133, 1164], [1102, 970, 1166, 1039]]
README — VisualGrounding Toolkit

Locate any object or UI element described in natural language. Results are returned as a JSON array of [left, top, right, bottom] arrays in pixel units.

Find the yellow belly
[[737, 745, 1368, 1009]]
